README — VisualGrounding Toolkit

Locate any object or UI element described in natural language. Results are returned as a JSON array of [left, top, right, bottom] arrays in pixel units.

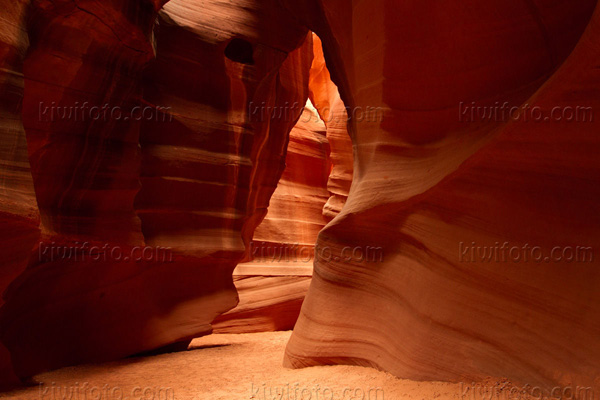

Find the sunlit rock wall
[[283, 0, 600, 392], [308, 34, 353, 220], [213, 103, 329, 333]]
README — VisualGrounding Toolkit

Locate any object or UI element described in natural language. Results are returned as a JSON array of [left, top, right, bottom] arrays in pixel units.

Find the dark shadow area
[[224, 38, 255, 64]]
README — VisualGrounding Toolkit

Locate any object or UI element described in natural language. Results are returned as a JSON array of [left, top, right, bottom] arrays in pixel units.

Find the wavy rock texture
[[308, 34, 353, 220], [283, 0, 600, 392], [249, 103, 329, 259], [213, 103, 329, 333], [136, 0, 314, 336], [214, 38, 356, 333], [212, 275, 312, 333], [0, 0, 40, 388], [137, 0, 312, 261], [0, 0, 170, 379], [0, 0, 312, 378], [0, 0, 598, 392]]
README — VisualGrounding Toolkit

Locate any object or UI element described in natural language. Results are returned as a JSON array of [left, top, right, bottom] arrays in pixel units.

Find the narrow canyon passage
[[0, 0, 599, 397]]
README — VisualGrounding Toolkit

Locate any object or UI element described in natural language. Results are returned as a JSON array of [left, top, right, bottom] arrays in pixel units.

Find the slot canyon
[[0, 0, 598, 399]]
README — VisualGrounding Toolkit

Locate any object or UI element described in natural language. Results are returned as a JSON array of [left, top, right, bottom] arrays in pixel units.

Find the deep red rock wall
[[137, 0, 316, 336], [283, 0, 600, 391], [138, 0, 313, 265], [0, 0, 167, 378], [0, 0, 598, 391], [0, 0, 312, 379], [0, 0, 40, 388]]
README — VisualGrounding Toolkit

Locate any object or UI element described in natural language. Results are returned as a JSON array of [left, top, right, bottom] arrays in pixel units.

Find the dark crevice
[[224, 38, 255, 65]]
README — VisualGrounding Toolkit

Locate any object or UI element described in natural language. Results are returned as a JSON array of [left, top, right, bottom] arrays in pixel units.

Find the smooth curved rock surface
[[213, 38, 357, 334], [134, 0, 316, 336], [214, 34, 357, 333], [0, 0, 40, 388], [249, 102, 330, 257], [308, 34, 353, 220], [284, 0, 600, 392], [0, 0, 170, 379], [0, 0, 312, 378], [0, 0, 598, 392], [213, 102, 329, 333], [212, 275, 312, 333]]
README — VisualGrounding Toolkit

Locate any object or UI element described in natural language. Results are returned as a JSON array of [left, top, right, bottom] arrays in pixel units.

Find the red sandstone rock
[[0, 0, 167, 378], [214, 37, 357, 332], [212, 275, 311, 333], [249, 103, 330, 256], [283, 0, 600, 392], [308, 34, 353, 220], [0, 0, 41, 388], [213, 103, 330, 333], [0, 0, 598, 392], [215, 39, 356, 334], [0, 0, 312, 378]]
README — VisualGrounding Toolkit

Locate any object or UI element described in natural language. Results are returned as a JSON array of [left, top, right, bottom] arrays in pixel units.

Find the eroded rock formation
[[308, 34, 353, 220], [0, 0, 598, 393], [283, 0, 600, 392], [0, 0, 312, 379], [213, 37, 356, 333], [213, 102, 329, 333], [0, 0, 40, 388], [0, 0, 172, 379]]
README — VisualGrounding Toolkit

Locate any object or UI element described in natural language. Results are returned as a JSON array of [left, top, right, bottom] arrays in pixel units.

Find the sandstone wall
[[283, 0, 600, 391]]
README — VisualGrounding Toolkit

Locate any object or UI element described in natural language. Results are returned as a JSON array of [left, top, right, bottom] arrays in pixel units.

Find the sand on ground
[[0, 331, 505, 400]]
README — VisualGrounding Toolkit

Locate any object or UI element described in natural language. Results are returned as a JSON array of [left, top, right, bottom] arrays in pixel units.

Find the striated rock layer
[[0, 0, 313, 378], [212, 275, 312, 333], [283, 0, 600, 392], [136, 0, 317, 336], [308, 34, 353, 220], [0, 0, 172, 378], [0, 0, 598, 391], [137, 0, 313, 263], [249, 102, 330, 259], [0, 0, 40, 388], [213, 103, 330, 333], [214, 36, 356, 333]]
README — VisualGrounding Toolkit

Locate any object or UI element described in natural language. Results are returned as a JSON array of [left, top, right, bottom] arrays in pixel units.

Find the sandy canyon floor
[[1, 331, 507, 400]]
